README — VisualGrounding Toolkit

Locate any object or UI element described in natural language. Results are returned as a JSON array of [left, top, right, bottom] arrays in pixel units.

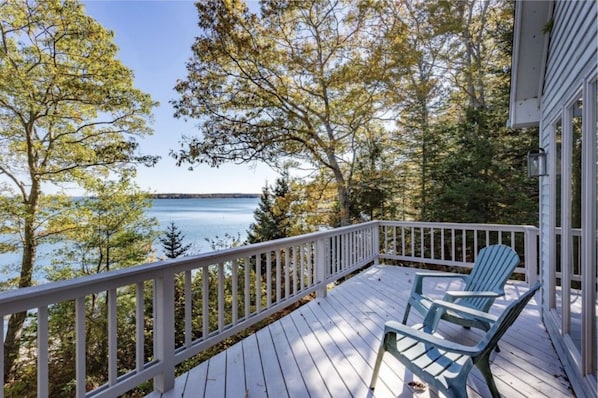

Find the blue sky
[[83, 0, 277, 194]]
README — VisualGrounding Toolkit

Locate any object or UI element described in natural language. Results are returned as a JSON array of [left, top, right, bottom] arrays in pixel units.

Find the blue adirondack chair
[[370, 281, 542, 398], [402, 244, 520, 332]]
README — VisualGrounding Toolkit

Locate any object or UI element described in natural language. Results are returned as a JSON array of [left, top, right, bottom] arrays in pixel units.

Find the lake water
[[0, 197, 259, 281], [147, 197, 259, 253]]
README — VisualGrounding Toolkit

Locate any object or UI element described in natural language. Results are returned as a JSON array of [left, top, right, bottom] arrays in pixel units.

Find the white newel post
[[373, 223, 380, 265], [524, 226, 539, 285], [316, 238, 328, 298], [154, 272, 175, 393]]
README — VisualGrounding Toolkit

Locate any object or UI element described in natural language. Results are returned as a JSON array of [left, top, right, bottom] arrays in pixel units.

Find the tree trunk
[[329, 159, 351, 226], [3, 215, 36, 381]]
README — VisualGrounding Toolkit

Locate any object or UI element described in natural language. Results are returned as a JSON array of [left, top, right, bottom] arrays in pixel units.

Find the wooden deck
[[147, 265, 573, 398]]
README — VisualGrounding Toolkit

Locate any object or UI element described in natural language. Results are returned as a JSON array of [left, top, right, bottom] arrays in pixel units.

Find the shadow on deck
[[147, 265, 573, 398]]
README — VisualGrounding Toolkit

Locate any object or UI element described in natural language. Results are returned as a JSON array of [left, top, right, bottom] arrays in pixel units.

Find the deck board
[[147, 265, 573, 398]]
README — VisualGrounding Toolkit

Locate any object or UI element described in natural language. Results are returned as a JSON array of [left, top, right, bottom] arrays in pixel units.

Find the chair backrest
[[462, 244, 520, 311], [474, 281, 542, 360]]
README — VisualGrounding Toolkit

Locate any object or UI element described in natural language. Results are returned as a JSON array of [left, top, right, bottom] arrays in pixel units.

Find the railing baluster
[[218, 262, 225, 331], [76, 297, 86, 398], [291, 247, 297, 295], [358, 230, 362, 262], [108, 288, 117, 385], [431, 228, 435, 260], [38, 305, 48, 398], [256, 254, 262, 312], [451, 228, 456, 261], [300, 245, 305, 291], [244, 256, 250, 320], [184, 271, 192, 347], [154, 272, 175, 393], [276, 250, 281, 303], [342, 234, 346, 271], [284, 248, 290, 299], [136, 282, 144, 372], [232, 259, 238, 325], [462, 230, 467, 263], [202, 267, 209, 339], [331, 237, 337, 274], [420, 227, 425, 259], [401, 226, 406, 256], [382, 225, 394, 254], [346, 233, 351, 271], [266, 251, 272, 306]]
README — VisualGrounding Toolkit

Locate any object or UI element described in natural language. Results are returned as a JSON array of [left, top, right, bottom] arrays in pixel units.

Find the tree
[[247, 172, 293, 244], [172, 0, 401, 226], [37, 177, 157, 395], [51, 177, 158, 274], [423, 0, 538, 224], [0, 0, 157, 381], [348, 129, 398, 221], [160, 221, 192, 259], [379, 0, 451, 220]]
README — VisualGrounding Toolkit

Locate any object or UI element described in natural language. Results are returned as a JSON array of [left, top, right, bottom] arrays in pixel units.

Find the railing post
[[154, 272, 175, 393], [373, 222, 380, 265], [316, 238, 328, 298], [524, 226, 539, 285]]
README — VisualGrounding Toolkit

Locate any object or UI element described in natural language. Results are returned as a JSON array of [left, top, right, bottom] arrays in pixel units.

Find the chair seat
[[394, 325, 472, 392]]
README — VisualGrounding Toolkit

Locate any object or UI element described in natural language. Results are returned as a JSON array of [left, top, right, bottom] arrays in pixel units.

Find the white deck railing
[[377, 221, 539, 283], [0, 221, 538, 398]]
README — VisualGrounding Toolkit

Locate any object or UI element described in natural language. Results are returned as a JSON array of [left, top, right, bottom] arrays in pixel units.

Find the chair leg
[[447, 381, 468, 398], [476, 355, 500, 398], [402, 303, 411, 324], [369, 342, 386, 390]]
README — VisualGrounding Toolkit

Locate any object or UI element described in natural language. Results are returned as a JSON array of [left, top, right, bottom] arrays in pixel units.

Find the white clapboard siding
[[542, 0, 597, 123]]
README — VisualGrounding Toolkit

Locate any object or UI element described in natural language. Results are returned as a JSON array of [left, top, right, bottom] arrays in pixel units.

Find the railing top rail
[[376, 220, 538, 232]]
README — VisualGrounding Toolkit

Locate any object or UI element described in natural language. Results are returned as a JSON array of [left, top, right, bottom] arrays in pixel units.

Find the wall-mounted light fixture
[[527, 148, 547, 177]]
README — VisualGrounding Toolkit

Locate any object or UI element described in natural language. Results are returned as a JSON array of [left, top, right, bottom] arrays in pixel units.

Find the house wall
[[542, 0, 597, 123], [539, 1, 597, 397]]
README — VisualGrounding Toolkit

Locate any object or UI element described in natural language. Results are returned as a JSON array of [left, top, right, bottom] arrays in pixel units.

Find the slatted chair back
[[473, 280, 541, 361], [459, 244, 520, 312]]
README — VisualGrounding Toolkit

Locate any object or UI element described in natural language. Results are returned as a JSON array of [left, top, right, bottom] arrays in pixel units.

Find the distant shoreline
[[150, 193, 260, 199]]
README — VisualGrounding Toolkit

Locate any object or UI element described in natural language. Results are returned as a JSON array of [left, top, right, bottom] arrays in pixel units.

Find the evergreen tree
[[247, 173, 292, 244], [160, 221, 192, 259], [425, 0, 538, 225]]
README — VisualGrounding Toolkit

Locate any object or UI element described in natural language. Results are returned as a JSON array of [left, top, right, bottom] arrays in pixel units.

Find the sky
[[82, 0, 278, 194]]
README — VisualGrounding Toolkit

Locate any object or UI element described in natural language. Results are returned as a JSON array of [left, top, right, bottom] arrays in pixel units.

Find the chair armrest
[[426, 299, 499, 325], [384, 320, 480, 356], [411, 272, 469, 295], [443, 290, 503, 302], [414, 272, 469, 280]]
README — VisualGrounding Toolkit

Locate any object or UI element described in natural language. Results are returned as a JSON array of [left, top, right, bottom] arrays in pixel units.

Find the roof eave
[[508, 1, 553, 129]]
